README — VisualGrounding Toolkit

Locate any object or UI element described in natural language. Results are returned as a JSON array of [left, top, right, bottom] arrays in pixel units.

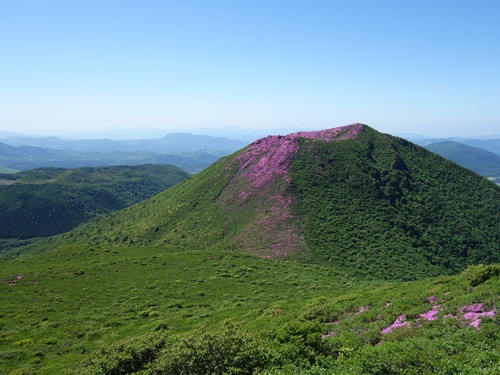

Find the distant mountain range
[[0, 132, 246, 153], [0, 133, 246, 173]]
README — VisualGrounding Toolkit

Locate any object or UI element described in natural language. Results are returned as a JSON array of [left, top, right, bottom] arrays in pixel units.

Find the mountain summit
[[66, 124, 499, 280]]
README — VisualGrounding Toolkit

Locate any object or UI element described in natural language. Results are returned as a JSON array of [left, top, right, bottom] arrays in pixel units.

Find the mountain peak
[[215, 123, 367, 258], [235, 123, 366, 190], [289, 123, 365, 141]]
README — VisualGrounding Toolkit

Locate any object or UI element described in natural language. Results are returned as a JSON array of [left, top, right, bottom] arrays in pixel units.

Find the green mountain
[[462, 138, 500, 156], [0, 165, 188, 239], [62, 124, 500, 280], [425, 141, 500, 177]]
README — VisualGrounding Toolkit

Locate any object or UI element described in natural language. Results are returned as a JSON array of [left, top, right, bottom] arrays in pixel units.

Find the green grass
[[0, 244, 347, 374], [1, 244, 498, 374]]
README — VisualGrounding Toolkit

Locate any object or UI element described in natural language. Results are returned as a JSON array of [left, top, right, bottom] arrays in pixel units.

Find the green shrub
[[68, 332, 168, 375], [461, 264, 500, 287], [149, 323, 270, 375]]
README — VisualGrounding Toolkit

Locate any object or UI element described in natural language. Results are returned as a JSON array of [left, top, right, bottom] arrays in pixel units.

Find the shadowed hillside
[[0, 165, 189, 239]]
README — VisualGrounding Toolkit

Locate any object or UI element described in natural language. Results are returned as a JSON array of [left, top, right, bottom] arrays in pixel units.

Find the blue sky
[[1, 0, 499, 138]]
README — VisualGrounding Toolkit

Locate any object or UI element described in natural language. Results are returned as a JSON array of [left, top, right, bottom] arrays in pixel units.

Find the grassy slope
[[0, 244, 346, 374], [0, 244, 498, 374], [0, 165, 189, 239], [61, 155, 236, 249]]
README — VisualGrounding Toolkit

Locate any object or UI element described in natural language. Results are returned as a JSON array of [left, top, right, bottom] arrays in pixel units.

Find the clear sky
[[1, 0, 499, 138]]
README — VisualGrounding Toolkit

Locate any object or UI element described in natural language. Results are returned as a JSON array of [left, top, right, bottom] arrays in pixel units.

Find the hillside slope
[[62, 124, 500, 280], [0, 165, 188, 239]]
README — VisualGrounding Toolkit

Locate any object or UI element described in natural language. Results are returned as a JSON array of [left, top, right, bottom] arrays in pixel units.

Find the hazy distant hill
[[0, 164, 188, 239], [0, 166, 18, 174], [425, 141, 500, 177], [461, 138, 500, 155], [60, 124, 500, 281], [0, 133, 246, 173], [0, 141, 216, 173], [0, 132, 245, 153], [414, 137, 500, 156]]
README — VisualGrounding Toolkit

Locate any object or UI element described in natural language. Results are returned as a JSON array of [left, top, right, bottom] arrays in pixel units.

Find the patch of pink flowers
[[321, 331, 336, 339], [419, 307, 439, 321], [382, 314, 410, 334], [458, 304, 496, 330], [2, 274, 24, 287], [355, 306, 370, 315]]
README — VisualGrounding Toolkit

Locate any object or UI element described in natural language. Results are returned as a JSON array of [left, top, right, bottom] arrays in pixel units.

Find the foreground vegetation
[[0, 245, 498, 374]]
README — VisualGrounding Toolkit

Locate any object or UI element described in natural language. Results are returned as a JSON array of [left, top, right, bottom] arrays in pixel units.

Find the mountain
[[61, 124, 500, 280], [425, 141, 500, 177], [413, 137, 500, 156], [0, 165, 188, 239]]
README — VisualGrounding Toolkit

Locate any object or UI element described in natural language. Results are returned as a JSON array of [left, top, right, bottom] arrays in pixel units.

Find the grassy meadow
[[1, 244, 498, 374]]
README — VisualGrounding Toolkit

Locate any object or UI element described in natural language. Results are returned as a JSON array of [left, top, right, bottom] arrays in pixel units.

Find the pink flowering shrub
[[427, 296, 437, 303], [381, 315, 410, 334], [419, 307, 439, 321], [355, 306, 370, 315], [457, 304, 496, 330]]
